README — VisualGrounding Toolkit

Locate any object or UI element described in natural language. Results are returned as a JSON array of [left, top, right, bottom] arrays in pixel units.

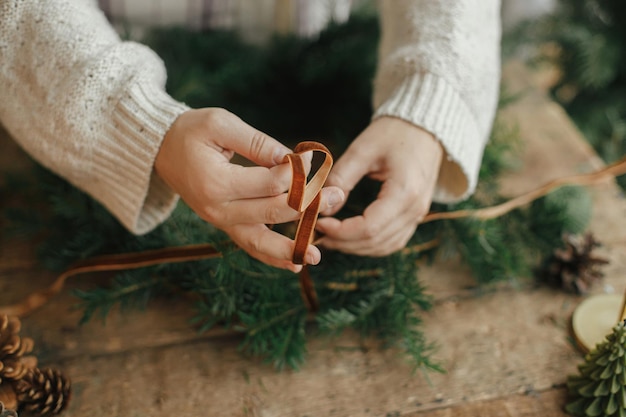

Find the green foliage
[[433, 120, 591, 285], [520, 0, 626, 189], [145, 15, 379, 153], [0, 15, 594, 372], [75, 269, 165, 324], [528, 185, 592, 250], [566, 320, 626, 416]]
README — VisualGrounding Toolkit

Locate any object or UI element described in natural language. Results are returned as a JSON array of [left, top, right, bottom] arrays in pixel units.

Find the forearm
[[373, 0, 501, 202], [0, 0, 189, 234]]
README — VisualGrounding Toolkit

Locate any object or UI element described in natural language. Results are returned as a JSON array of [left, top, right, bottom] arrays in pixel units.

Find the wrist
[[154, 110, 189, 191], [374, 116, 443, 164]]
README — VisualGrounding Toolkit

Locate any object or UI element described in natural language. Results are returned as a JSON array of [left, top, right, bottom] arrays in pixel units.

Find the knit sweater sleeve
[[0, 0, 189, 234], [373, 0, 501, 202]]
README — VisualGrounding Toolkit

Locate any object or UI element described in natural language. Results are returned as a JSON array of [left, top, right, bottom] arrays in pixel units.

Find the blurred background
[[95, 0, 626, 193]]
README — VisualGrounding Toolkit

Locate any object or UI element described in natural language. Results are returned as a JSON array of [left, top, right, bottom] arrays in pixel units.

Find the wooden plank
[[13, 283, 583, 417], [55, 308, 577, 417], [410, 388, 569, 417], [51, 334, 572, 417], [0, 264, 234, 363]]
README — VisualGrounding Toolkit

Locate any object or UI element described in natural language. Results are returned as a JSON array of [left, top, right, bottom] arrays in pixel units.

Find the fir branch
[[238, 306, 308, 370], [317, 308, 358, 334], [74, 270, 166, 324], [400, 329, 445, 376]]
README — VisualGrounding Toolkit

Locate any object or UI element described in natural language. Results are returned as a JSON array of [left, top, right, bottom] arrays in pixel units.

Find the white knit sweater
[[0, 0, 501, 234]]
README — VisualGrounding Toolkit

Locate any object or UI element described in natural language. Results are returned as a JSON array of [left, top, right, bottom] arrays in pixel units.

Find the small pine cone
[[15, 368, 70, 416], [0, 401, 17, 417], [0, 316, 36, 382], [544, 233, 609, 294], [0, 383, 18, 412]]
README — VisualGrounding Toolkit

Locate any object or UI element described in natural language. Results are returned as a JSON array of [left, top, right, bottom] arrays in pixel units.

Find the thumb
[[321, 147, 372, 215]]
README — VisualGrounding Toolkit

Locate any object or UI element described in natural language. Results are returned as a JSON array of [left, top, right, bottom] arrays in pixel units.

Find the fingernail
[[305, 247, 321, 265], [273, 147, 291, 165], [328, 190, 343, 207], [305, 254, 319, 265]]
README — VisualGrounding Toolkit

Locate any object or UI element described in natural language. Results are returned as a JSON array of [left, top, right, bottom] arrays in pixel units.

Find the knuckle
[[199, 205, 218, 224], [246, 233, 264, 254], [378, 241, 402, 256], [196, 181, 232, 210], [377, 247, 393, 257], [201, 182, 226, 205], [326, 171, 347, 190], [264, 204, 282, 225], [203, 108, 233, 132], [363, 221, 383, 239], [395, 237, 410, 253], [404, 186, 421, 203], [268, 175, 288, 196], [249, 130, 269, 160], [198, 200, 230, 226], [414, 200, 431, 221]]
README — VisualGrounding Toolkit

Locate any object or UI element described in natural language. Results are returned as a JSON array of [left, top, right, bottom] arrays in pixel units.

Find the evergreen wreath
[[1, 15, 597, 372]]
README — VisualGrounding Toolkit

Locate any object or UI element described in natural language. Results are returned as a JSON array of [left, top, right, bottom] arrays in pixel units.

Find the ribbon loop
[[283, 141, 333, 265]]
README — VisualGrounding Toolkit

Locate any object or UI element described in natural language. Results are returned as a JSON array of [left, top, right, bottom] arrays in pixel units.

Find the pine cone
[[543, 233, 609, 294], [15, 368, 70, 416], [0, 401, 17, 417], [0, 316, 36, 382], [0, 383, 18, 412]]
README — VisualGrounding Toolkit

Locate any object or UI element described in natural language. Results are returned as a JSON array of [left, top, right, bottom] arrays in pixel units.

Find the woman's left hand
[[316, 116, 443, 256]]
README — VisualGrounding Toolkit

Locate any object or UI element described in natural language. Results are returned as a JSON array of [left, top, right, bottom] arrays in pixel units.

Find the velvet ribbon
[[3, 150, 626, 317]]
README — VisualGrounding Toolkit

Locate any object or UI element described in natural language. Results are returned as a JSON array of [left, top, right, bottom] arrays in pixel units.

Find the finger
[[317, 180, 408, 241], [320, 147, 375, 216], [221, 194, 299, 226], [221, 187, 344, 226], [318, 216, 416, 256], [227, 224, 322, 271], [209, 110, 292, 167], [316, 213, 406, 248], [224, 151, 320, 200], [316, 180, 418, 255], [225, 163, 292, 200]]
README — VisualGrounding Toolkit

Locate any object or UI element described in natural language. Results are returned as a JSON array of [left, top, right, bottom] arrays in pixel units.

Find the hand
[[155, 108, 345, 272], [316, 117, 442, 256]]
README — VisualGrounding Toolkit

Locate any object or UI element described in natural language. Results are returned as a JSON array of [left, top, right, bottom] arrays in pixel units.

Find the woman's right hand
[[155, 108, 345, 272]]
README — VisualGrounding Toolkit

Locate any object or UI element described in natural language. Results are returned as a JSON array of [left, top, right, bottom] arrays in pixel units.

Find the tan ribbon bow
[[282, 141, 334, 311]]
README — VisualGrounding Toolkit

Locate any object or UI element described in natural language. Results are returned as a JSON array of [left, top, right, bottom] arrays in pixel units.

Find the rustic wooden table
[[1, 61, 624, 417]]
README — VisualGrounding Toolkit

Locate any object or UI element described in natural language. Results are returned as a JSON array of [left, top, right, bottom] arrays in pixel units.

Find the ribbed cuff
[[93, 81, 189, 235], [373, 72, 487, 203]]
